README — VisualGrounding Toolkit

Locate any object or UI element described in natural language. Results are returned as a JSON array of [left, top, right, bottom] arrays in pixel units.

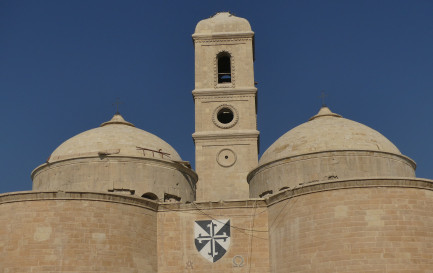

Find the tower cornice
[[192, 87, 257, 98], [192, 130, 259, 141], [192, 32, 254, 40]]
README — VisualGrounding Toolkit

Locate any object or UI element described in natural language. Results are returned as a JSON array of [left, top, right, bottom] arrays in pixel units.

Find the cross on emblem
[[194, 219, 230, 262]]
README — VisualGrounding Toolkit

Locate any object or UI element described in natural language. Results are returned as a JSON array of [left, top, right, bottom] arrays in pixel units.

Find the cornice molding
[[159, 198, 266, 212], [0, 191, 160, 211], [192, 130, 259, 141], [192, 32, 254, 40], [266, 177, 433, 206], [248, 150, 416, 181], [5, 178, 432, 212], [32, 155, 198, 182], [193, 87, 257, 98]]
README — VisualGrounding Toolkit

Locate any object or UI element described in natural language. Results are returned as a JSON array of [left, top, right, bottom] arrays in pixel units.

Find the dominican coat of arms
[[194, 219, 231, 262]]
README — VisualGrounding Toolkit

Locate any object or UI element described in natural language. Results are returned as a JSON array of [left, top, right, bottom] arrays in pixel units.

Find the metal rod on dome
[[113, 98, 122, 114], [319, 91, 328, 107], [136, 146, 171, 159]]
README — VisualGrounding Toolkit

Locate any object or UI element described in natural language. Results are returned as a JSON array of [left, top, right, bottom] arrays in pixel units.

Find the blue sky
[[1, 0, 432, 193]]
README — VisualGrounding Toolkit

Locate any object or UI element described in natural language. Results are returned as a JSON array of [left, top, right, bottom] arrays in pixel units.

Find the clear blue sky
[[1, 0, 432, 193]]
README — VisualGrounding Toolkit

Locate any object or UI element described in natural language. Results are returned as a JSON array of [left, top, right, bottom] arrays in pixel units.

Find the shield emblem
[[194, 219, 230, 263]]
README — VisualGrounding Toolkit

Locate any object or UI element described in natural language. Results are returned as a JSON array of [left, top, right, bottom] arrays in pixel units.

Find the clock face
[[216, 149, 237, 167]]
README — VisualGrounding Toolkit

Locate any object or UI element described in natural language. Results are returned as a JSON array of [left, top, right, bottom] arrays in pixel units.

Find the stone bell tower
[[192, 12, 259, 201]]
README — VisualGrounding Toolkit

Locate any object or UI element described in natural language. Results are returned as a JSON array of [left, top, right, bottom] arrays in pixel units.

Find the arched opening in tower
[[217, 53, 231, 83]]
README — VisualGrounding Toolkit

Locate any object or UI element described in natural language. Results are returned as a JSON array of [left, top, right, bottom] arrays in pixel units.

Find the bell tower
[[192, 12, 259, 201]]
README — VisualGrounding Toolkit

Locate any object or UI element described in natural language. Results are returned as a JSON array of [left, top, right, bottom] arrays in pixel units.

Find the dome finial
[[212, 11, 234, 18], [100, 113, 135, 127], [320, 91, 328, 107], [309, 91, 341, 120], [309, 106, 342, 121], [113, 98, 122, 115]]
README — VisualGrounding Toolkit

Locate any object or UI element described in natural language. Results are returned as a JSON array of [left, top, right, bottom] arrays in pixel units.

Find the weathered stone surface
[[260, 107, 404, 165], [33, 156, 197, 202], [2, 12, 432, 273], [194, 12, 253, 36], [249, 107, 416, 197], [158, 200, 270, 273], [49, 114, 181, 163], [32, 114, 197, 202], [249, 150, 415, 198], [0, 192, 158, 273], [192, 12, 259, 201], [268, 186, 433, 272]]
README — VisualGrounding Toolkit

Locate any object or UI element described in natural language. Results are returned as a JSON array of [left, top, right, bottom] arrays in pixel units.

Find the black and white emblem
[[194, 219, 230, 263]]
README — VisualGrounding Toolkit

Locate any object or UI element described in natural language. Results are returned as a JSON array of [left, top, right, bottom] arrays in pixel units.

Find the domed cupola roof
[[259, 106, 402, 165], [248, 106, 416, 198], [48, 113, 181, 163], [32, 113, 197, 202], [193, 12, 253, 36]]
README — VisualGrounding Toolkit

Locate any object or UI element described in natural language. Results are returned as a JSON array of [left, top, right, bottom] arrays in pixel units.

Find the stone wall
[[249, 151, 415, 198], [267, 180, 433, 272], [0, 192, 158, 273], [193, 37, 255, 90], [32, 157, 197, 202], [3, 179, 433, 272], [157, 200, 270, 273], [194, 137, 258, 201]]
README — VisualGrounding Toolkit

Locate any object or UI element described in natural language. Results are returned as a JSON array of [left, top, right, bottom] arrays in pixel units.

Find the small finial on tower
[[319, 91, 328, 107], [113, 98, 122, 115]]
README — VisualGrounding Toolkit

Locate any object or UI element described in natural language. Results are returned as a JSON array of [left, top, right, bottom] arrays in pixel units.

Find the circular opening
[[225, 155, 229, 159], [213, 104, 238, 129], [217, 108, 234, 124]]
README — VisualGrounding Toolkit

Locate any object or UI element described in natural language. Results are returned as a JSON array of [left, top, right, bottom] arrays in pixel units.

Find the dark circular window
[[217, 108, 234, 124], [212, 104, 238, 129]]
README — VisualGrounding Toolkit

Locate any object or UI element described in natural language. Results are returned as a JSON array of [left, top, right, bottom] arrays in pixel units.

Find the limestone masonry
[[1, 12, 433, 272]]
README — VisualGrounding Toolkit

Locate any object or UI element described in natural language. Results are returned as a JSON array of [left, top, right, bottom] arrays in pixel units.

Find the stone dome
[[259, 107, 401, 165], [194, 12, 253, 35], [49, 114, 181, 163], [248, 107, 416, 198], [33, 114, 197, 202]]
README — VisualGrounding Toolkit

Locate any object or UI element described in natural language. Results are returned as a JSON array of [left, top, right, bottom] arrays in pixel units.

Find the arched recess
[[141, 192, 159, 201]]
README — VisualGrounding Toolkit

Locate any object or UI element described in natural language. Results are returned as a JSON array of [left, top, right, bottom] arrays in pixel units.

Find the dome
[[33, 113, 197, 202], [248, 106, 416, 198], [259, 107, 401, 165], [194, 12, 253, 35], [49, 114, 182, 163]]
